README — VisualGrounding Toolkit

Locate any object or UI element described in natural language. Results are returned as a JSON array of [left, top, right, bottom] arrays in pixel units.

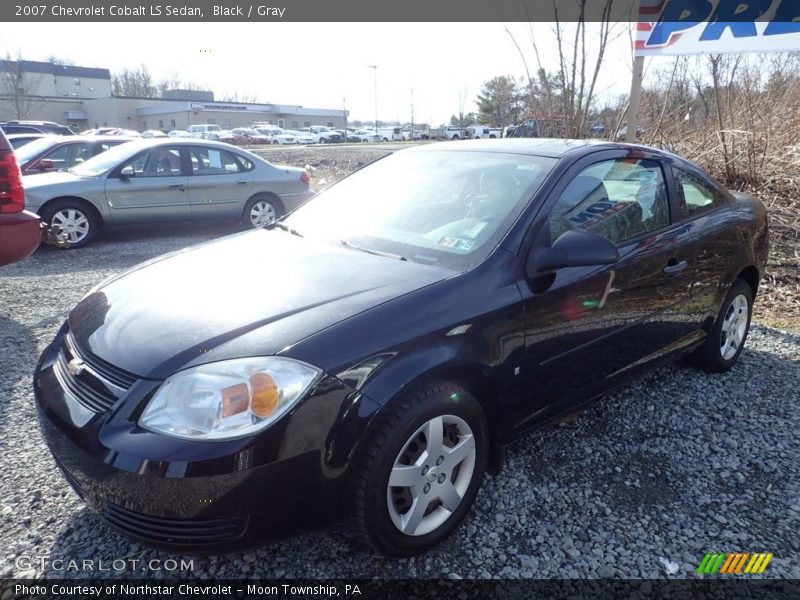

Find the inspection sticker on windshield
[[438, 237, 475, 251]]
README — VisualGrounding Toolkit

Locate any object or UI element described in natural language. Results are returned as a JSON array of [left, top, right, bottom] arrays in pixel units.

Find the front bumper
[[34, 326, 371, 551]]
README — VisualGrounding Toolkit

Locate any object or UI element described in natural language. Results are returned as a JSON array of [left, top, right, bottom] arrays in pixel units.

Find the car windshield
[[69, 141, 146, 176], [285, 150, 556, 271], [14, 136, 61, 163]]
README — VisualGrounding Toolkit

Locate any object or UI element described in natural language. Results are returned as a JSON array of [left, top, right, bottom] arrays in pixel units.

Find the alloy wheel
[[720, 294, 749, 360]]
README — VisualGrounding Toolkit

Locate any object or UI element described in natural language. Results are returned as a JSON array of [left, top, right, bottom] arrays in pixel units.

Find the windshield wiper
[[340, 239, 407, 261], [266, 221, 303, 237]]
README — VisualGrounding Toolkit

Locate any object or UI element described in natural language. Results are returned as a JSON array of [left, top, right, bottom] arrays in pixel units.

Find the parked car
[[616, 125, 647, 140], [7, 133, 49, 149], [348, 129, 379, 143], [15, 135, 135, 176], [141, 130, 168, 138], [299, 126, 342, 144], [187, 124, 222, 138], [378, 126, 403, 142], [80, 127, 140, 137], [230, 128, 272, 145], [443, 125, 468, 140], [167, 130, 190, 137], [204, 130, 238, 144], [287, 129, 315, 144], [255, 126, 297, 145], [23, 138, 313, 248], [0, 128, 41, 266], [1, 120, 74, 136], [33, 139, 767, 556]]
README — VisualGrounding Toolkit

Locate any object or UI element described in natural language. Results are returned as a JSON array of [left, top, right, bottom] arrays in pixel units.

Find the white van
[[187, 124, 222, 138], [377, 127, 403, 142], [468, 125, 501, 139]]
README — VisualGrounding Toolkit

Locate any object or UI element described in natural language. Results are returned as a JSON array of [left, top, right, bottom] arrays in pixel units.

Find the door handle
[[663, 259, 688, 275], [236, 180, 247, 185], [168, 184, 185, 192]]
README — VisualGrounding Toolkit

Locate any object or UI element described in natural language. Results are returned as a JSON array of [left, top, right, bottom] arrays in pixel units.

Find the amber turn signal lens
[[249, 372, 279, 417], [221, 383, 249, 417]]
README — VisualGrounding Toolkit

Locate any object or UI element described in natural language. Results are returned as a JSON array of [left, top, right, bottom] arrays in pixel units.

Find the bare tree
[[111, 64, 158, 98], [506, 2, 626, 136]]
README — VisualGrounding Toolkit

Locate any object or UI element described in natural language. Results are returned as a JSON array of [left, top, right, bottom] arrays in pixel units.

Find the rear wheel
[[243, 195, 283, 229], [40, 199, 98, 248], [352, 380, 487, 556], [689, 279, 753, 372]]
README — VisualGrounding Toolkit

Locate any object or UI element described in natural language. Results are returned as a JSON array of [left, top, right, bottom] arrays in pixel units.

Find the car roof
[[408, 138, 677, 159]]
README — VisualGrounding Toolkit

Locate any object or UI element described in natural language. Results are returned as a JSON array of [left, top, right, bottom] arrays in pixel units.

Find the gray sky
[[0, 22, 644, 125]]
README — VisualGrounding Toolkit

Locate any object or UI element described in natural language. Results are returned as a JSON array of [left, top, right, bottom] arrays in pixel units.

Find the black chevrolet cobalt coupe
[[35, 139, 768, 556]]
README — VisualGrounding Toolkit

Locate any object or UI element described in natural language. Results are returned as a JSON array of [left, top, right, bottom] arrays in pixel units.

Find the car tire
[[352, 379, 488, 557], [689, 279, 753, 373], [242, 194, 283, 229], [318, 138, 326, 144], [272, 140, 279, 145], [39, 199, 98, 249]]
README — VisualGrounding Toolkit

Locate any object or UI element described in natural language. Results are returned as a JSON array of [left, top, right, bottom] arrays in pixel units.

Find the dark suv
[[0, 128, 41, 266], [0, 120, 75, 136]]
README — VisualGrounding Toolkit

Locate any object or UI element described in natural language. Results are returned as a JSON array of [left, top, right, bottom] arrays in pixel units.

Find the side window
[[190, 147, 243, 175], [549, 158, 669, 245], [120, 147, 182, 177], [673, 167, 726, 217]]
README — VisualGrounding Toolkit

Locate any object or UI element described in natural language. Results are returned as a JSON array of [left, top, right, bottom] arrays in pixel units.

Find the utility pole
[[410, 87, 414, 141], [368, 65, 378, 137]]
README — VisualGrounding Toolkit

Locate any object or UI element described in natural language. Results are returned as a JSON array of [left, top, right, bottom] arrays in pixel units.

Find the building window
[[223, 119, 231, 127], [291, 121, 299, 128], [142, 121, 147, 129], [170, 119, 176, 127], [158, 120, 164, 129], [278, 119, 285, 128], [208, 118, 216, 124], [327, 122, 334, 127], [303, 121, 311, 127]]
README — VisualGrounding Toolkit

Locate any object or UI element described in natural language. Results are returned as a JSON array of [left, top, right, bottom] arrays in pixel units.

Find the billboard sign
[[634, 0, 800, 56]]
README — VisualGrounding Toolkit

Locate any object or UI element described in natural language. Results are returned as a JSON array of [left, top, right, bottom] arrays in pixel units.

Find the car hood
[[22, 170, 85, 188], [68, 230, 453, 379]]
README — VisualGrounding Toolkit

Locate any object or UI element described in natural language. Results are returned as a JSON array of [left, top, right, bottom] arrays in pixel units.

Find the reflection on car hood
[[22, 170, 85, 188], [68, 230, 453, 379]]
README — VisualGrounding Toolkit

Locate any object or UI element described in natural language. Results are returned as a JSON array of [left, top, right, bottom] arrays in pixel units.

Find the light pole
[[368, 65, 378, 137]]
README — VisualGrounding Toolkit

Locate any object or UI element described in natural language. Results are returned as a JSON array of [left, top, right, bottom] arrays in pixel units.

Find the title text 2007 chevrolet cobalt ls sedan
[[35, 139, 768, 556]]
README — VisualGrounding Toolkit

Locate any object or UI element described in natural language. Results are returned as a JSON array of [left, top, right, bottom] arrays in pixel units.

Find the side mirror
[[37, 159, 54, 171], [527, 230, 619, 277], [119, 166, 135, 178]]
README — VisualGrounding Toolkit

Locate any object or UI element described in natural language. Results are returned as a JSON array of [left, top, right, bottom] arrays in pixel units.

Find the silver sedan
[[22, 138, 314, 248]]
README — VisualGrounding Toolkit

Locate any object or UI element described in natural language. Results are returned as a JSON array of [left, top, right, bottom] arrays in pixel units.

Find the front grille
[[102, 502, 248, 545], [53, 332, 137, 413], [65, 332, 137, 389]]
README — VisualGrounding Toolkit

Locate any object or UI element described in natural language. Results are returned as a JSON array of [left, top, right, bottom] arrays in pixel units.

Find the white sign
[[634, 0, 800, 56]]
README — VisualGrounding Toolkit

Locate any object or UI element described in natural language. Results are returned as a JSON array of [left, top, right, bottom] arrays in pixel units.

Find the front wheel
[[689, 279, 753, 372], [352, 380, 487, 556], [40, 200, 98, 248], [243, 195, 283, 229]]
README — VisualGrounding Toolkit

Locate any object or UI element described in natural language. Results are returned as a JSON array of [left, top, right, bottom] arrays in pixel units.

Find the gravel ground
[[0, 223, 798, 581]]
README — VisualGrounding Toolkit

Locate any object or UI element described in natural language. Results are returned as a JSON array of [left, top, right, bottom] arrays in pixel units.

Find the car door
[[668, 165, 741, 327], [186, 145, 254, 220], [510, 150, 698, 433], [103, 145, 190, 224]]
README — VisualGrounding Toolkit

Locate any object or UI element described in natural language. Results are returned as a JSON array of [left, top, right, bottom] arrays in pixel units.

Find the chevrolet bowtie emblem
[[67, 358, 85, 377]]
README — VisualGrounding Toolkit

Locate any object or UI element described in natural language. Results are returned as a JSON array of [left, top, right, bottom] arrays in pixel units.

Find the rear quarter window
[[673, 167, 728, 218]]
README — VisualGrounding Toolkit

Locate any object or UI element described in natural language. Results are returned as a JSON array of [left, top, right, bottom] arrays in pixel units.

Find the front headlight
[[139, 357, 321, 441]]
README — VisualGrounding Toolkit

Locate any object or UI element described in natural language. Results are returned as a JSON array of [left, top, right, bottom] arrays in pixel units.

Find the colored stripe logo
[[697, 552, 773, 574]]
